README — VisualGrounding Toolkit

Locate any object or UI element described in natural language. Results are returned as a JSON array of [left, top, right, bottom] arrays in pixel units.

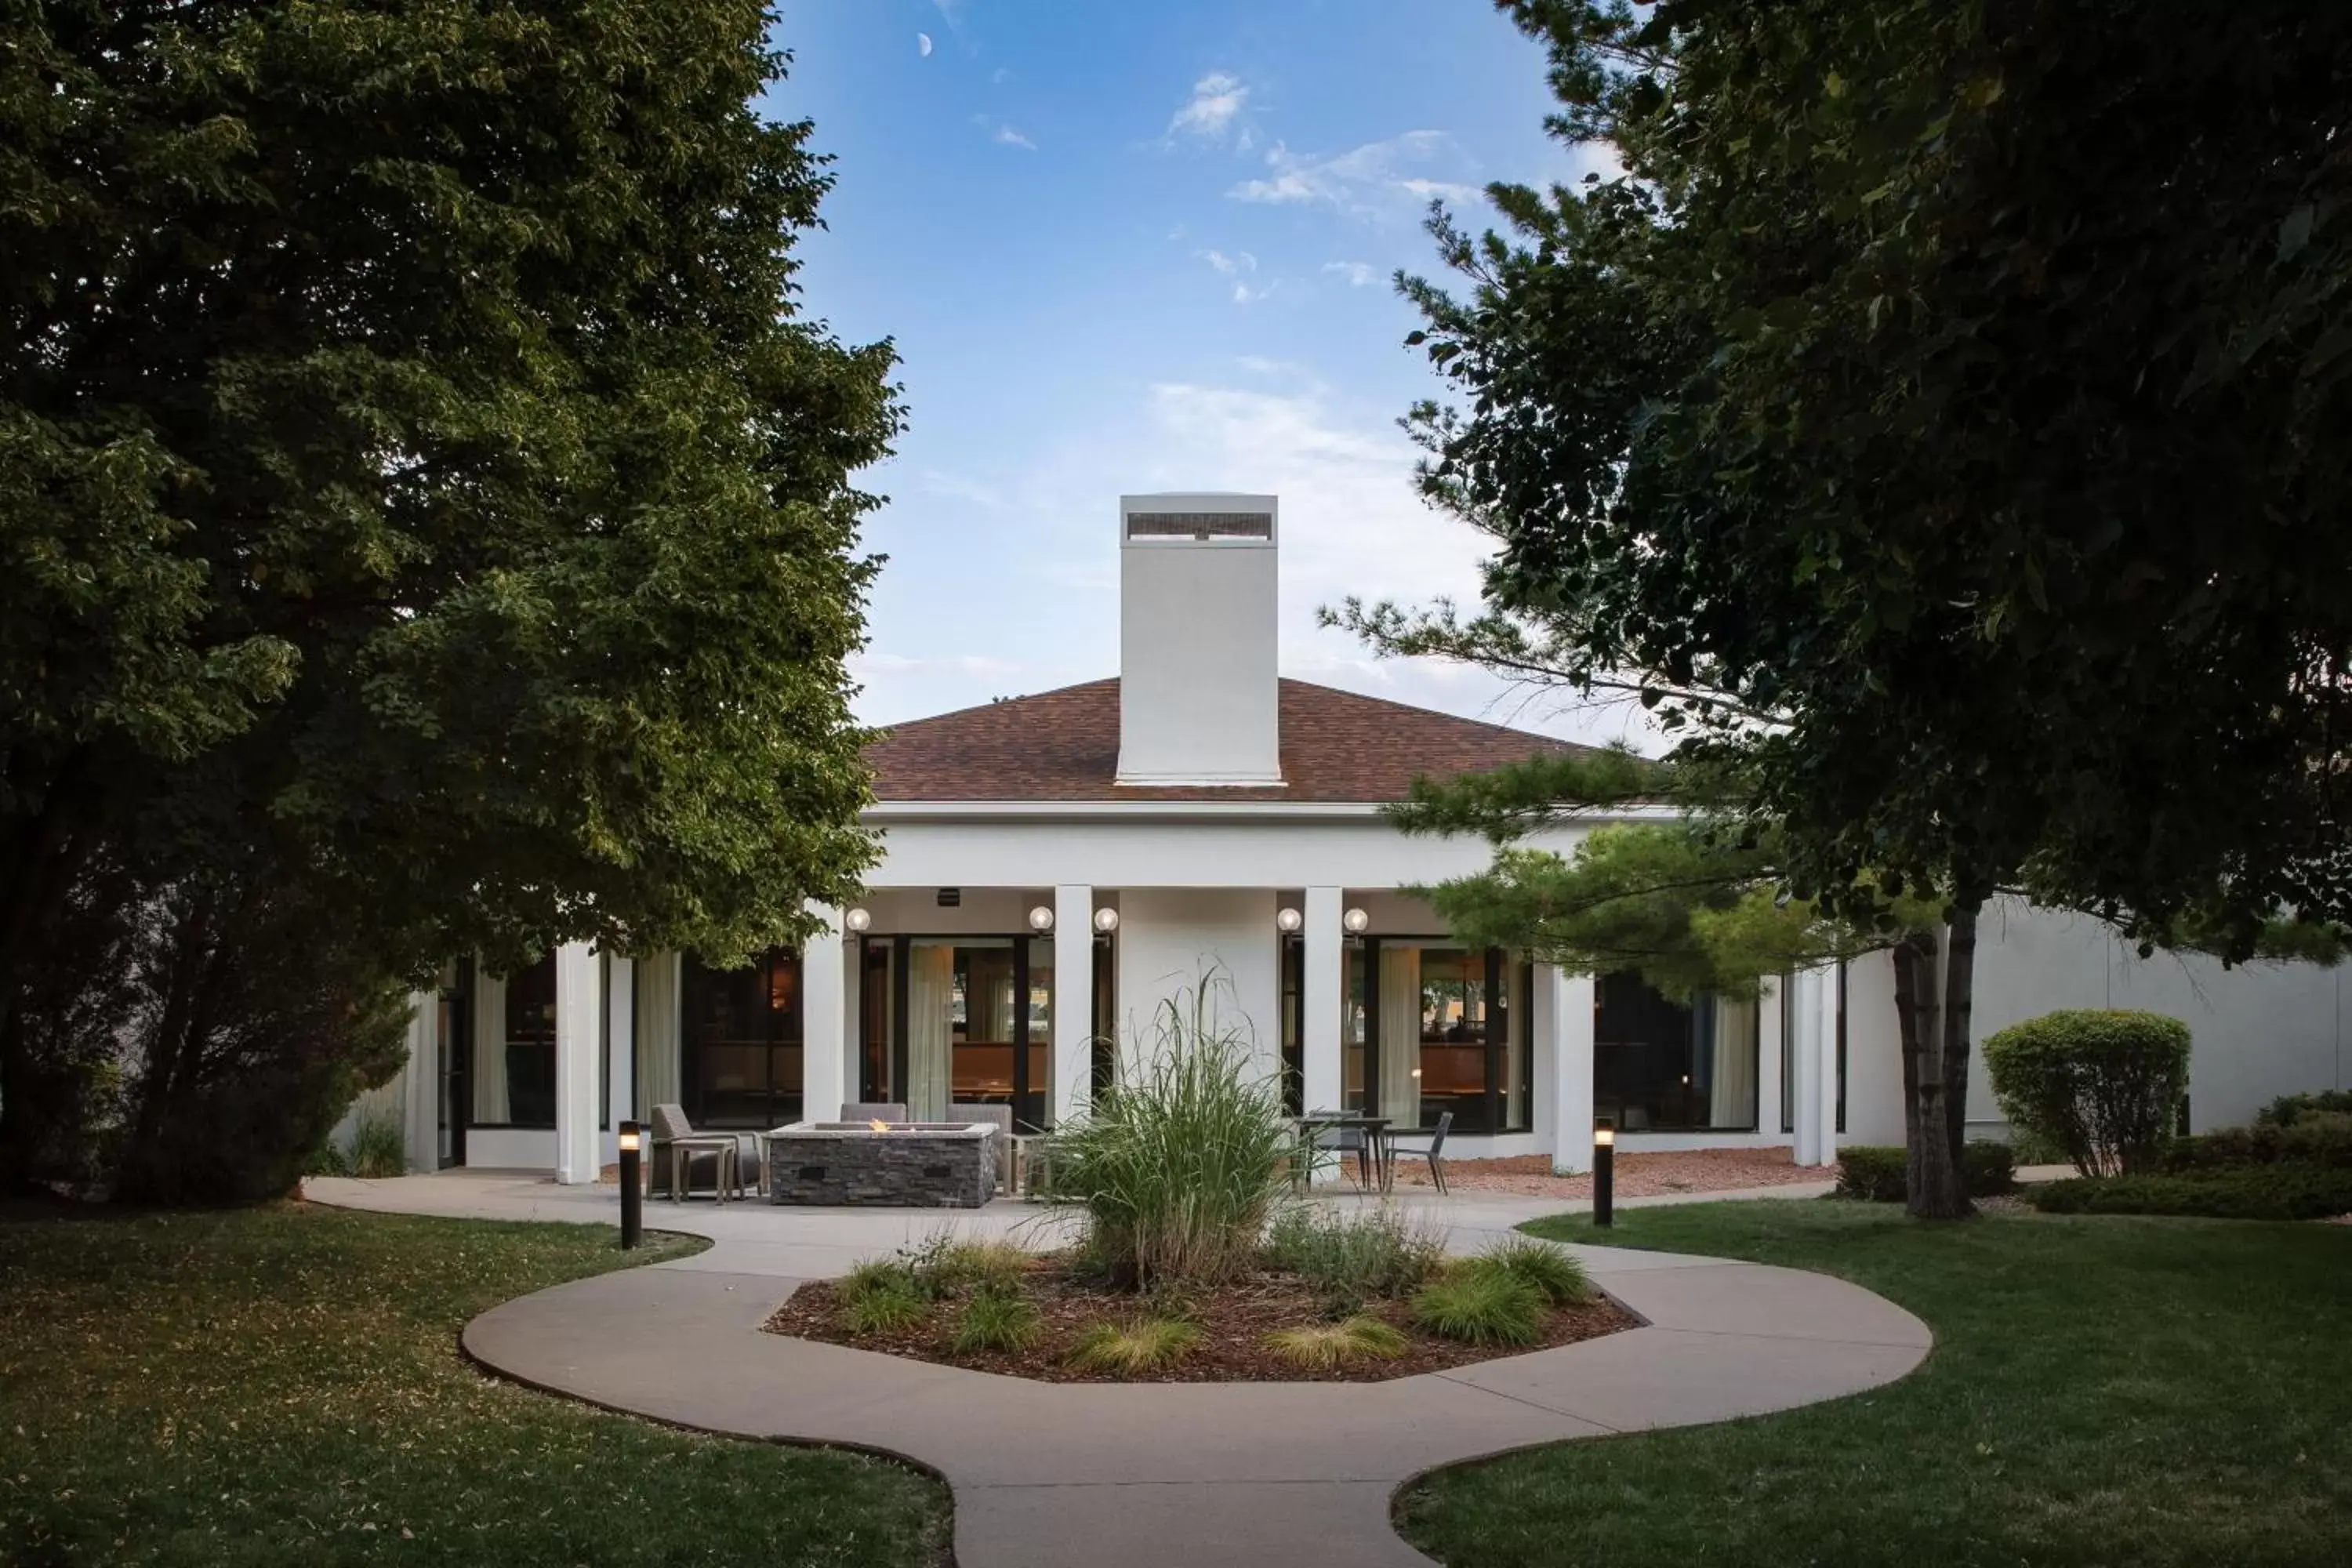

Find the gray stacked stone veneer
[[762, 1121, 999, 1207]]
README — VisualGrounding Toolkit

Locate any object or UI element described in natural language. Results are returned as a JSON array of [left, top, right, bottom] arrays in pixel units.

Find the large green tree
[[1, 2, 897, 1189], [1352, 0, 2349, 1212], [1399, 0, 2349, 931]]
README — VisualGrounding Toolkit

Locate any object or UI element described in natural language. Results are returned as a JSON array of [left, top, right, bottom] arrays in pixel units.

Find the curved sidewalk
[[308, 1175, 1928, 1568]]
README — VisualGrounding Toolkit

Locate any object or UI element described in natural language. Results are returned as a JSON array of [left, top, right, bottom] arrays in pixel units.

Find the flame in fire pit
[[869, 1119, 891, 1133]]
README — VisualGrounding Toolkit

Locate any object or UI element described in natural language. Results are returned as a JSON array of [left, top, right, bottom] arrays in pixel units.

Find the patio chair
[[1301, 1112, 1375, 1191], [1385, 1111, 1454, 1195], [648, 1103, 762, 1200], [841, 1101, 909, 1123], [950, 1102, 1014, 1193]]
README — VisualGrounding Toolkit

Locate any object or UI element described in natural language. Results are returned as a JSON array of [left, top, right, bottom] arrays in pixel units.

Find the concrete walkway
[[307, 1174, 1926, 1568]]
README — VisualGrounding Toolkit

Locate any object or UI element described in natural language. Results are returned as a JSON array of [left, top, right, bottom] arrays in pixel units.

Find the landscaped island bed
[[764, 1247, 1636, 1382]]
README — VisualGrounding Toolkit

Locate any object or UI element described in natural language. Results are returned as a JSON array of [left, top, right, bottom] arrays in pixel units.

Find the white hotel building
[[360, 495, 2349, 1181]]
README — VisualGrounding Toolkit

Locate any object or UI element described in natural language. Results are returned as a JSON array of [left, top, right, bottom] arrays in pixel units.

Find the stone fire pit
[[761, 1121, 1000, 1207]]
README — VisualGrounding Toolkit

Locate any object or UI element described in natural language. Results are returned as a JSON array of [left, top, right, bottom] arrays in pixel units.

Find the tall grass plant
[[1047, 978, 1291, 1288]]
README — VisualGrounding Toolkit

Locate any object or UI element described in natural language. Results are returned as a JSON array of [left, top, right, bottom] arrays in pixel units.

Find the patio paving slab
[[307, 1172, 1925, 1568]]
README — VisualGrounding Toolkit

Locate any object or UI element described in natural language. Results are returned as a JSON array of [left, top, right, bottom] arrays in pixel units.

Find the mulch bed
[[762, 1258, 1639, 1383]]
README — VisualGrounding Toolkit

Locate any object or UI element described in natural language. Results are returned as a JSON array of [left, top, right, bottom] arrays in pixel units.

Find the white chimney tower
[[1116, 492, 1282, 786]]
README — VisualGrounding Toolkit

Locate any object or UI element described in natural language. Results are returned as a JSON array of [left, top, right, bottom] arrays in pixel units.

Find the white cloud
[[973, 114, 1036, 151], [992, 66, 1010, 85], [1196, 248, 1256, 277], [1323, 260, 1379, 287], [916, 32, 933, 57], [931, 0, 965, 26], [1231, 281, 1275, 306], [1229, 131, 1483, 217], [1167, 71, 1251, 143]]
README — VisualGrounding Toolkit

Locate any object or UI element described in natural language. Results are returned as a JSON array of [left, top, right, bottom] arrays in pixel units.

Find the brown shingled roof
[[866, 677, 1592, 804]]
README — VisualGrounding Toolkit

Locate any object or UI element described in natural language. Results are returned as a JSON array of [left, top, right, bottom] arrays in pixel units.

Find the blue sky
[[769, 0, 1640, 746]]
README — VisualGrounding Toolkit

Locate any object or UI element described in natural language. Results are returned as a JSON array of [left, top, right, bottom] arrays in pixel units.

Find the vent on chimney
[[1124, 510, 1274, 542]]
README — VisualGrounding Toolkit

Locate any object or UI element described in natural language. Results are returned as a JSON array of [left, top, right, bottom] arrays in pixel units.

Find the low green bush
[[1983, 1009, 2190, 1176], [1472, 1237, 1593, 1305], [2025, 1165, 2352, 1221], [1262, 1203, 1447, 1310], [1409, 1270, 1547, 1347], [2256, 1089, 2352, 1127], [1835, 1141, 2016, 1202], [2160, 1112, 2352, 1173], [949, 1289, 1040, 1354]]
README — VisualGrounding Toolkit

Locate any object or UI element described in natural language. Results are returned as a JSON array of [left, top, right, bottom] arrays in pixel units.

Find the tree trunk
[[0, 767, 98, 1195], [1941, 903, 1980, 1169], [1893, 926, 1970, 1220]]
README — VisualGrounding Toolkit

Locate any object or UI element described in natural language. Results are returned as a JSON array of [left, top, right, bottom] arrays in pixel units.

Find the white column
[[801, 907, 848, 1124], [401, 989, 437, 1173], [1814, 961, 1842, 1165], [1549, 966, 1597, 1174], [606, 955, 635, 1138], [1789, 967, 1824, 1166], [553, 941, 601, 1184], [1302, 885, 1344, 1113], [1054, 884, 1094, 1125]]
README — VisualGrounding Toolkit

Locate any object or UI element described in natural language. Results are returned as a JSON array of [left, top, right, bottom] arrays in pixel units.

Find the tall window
[[1595, 971, 1759, 1132], [681, 948, 804, 1128], [1341, 943, 1530, 1132], [492, 953, 557, 1128]]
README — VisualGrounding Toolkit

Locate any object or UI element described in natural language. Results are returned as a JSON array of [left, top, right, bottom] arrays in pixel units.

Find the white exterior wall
[[1112, 888, 1280, 1083]]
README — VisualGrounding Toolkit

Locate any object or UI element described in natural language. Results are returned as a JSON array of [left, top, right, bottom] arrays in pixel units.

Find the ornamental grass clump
[[1475, 1237, 1594, 1306], [840, 1282, 928, 1336], [1264, 1316, 1409, 1370], [1410, 1269, 1547, 1347], [1984, 1010, 2191, 1176], [950, 1289, 1042, 1354], [1263, 1202, 1448, 1311], [1047, 981, 1292, 1289], [1066, 1317, 1202, 1374]]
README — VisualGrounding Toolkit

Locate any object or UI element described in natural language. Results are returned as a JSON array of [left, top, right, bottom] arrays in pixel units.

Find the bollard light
[[1028, 905, 1055, 932], [844, 906, 872, 933], [1276, 906, 1303, 934], [1342, 906, 1370, 934], [618, 1120, 644, 1250], [1093, 906, 1120, 934], [1592, 1123, 1616, 1229]]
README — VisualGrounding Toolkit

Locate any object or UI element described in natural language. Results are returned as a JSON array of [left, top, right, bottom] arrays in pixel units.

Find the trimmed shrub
[[950, 1290, 1041, 1354], [1047, 982, 1293, 1289], [1983, 1010, 2191, 1176], [1263, 1203, 1448, 1310], [1474, 1238, 1594, 1305], [1409, 1270, 1547, 1347], [2160, 1112, 2352, 1174], [2256, 1090, 2352, 1127], [1835, 1141, 2016, 1202], [2025, 1166, 2352, 1221], [1264, 1316, 1409, 1370], [1067, 1317, 1201, 1374], [1836, 1146, 1907, 1203]]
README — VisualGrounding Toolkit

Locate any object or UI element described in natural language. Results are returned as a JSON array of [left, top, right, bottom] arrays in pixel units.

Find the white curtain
[[635, 951, 682, 1116], [470, 968, 510, 1124], [1378, 946, 1422, 1126], [906, 944, 956, 1120], [1708, 993, 1760, 1128]]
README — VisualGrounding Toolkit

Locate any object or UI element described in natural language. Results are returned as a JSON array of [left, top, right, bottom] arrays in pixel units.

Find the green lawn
[[1398, 1202, 2352, 1568], [0, 1203, 948, 1566]]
